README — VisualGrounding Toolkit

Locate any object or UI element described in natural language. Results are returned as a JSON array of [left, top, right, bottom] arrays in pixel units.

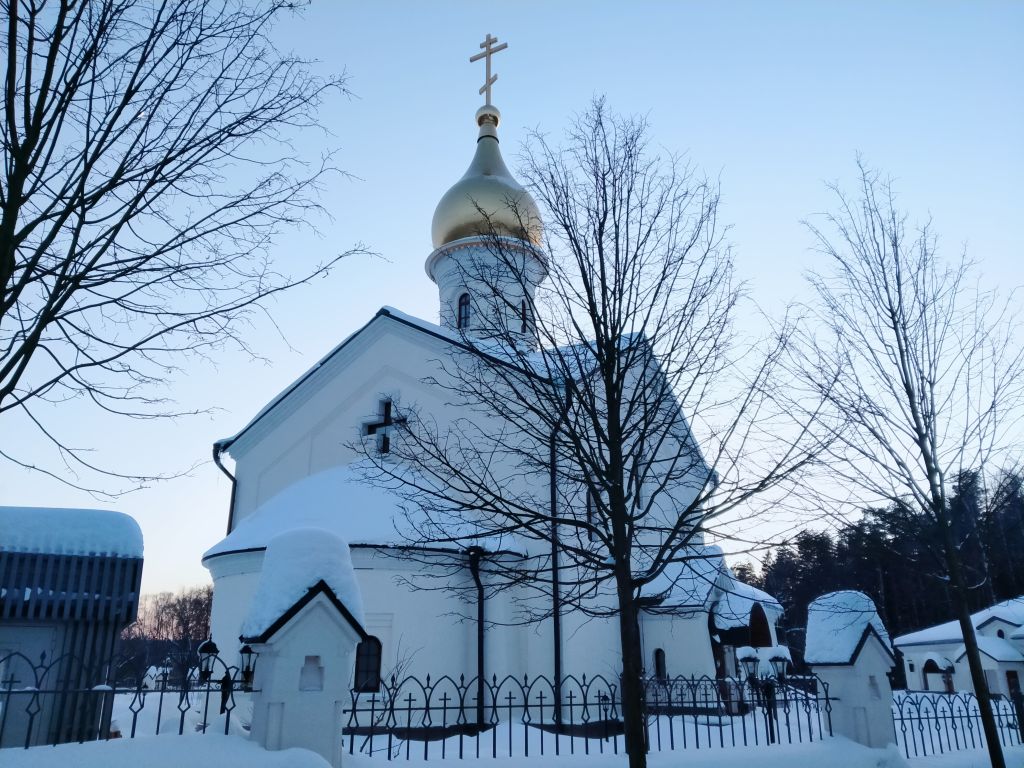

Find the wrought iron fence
[[0, 649, 254, 749], [892, 690, 1024, 759], [343, 672, 833, 760]]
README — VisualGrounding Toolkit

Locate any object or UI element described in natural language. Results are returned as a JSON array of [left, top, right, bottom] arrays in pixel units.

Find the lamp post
[[740, 652, 781, 744], [197, 638, 219, 684]]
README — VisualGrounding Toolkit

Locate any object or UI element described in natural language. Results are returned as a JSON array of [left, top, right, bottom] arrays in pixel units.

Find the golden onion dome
[[431, 105, 542, 249]]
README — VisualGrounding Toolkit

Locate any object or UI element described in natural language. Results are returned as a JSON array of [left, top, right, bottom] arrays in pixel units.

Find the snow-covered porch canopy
[[644, 546, 783, 644]]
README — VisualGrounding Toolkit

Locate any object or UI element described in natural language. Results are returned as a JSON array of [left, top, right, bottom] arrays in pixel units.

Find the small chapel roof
[[240, 528, 366, 642], [804, 591, 893, 666], [954, 636, 1024, 664]]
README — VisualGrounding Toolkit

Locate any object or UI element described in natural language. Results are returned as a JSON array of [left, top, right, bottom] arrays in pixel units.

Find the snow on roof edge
[[0, 506, 143, 558]]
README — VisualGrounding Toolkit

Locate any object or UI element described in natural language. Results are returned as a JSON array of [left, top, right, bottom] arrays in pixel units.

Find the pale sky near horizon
[[1, 1, 1021, 595]]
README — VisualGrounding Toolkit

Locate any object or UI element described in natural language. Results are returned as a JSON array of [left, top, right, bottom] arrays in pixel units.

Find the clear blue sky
[[2, 1, 1020, 594]]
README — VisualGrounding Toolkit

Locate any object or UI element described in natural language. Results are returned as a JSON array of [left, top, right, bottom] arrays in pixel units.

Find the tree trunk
[[942, 516, 1006, 768], [614, 566, 647, 768]]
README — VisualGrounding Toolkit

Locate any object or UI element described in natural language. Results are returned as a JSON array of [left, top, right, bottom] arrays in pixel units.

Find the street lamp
[[197, 638, 219, 684], [740, 654, 759, 680], [239, 644, 256, 691], [769, 654, 788, 680]]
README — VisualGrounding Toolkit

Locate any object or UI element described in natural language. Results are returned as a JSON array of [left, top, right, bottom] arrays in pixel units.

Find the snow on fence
[[892, 690, 1024, 759], [343, 673, 833, 760], [0, 649, 252, 749]]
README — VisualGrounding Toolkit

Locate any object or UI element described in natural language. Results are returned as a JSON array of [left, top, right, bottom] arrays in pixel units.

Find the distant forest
[[735, 471, 1024, 667]]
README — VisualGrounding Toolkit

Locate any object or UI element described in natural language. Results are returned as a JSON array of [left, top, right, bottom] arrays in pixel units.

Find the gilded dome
[[431, 105, 542, 249]]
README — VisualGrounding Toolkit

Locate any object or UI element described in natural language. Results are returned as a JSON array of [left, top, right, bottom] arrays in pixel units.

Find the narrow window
[[654, 648, 667, 681], [520, 299, 528, 333], [354, 636, 382, 692], [457, 293, 471, 329]]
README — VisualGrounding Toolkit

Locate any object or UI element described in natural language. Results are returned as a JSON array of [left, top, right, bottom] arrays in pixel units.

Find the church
[[203, 37, 785, 690]]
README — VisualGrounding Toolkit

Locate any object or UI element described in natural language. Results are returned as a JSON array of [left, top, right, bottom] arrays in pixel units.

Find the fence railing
[[343, 672, 833, 760], [0, 650, 253, 749], [892, 690, 1024, 758]]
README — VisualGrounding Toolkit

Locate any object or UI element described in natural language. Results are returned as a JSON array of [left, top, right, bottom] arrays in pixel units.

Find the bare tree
[[361, 100, 820, 768], [1, 0, 365, 492], [790, 160, 1024, 768]]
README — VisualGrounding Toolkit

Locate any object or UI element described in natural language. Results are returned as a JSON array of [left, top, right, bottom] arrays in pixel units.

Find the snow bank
[[240, 527, 364, 639], [0, 506, 143, 557], [343, 736, 908, 768], [204, 466, 402, 558], [3, 734, 328, 768], [805, 591, 891, 665]]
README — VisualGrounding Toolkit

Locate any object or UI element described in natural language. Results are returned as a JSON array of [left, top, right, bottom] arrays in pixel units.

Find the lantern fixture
[[197, 638, 219, 684], [769, 655, 788, 680], [240, 644, 256, 691], [740, 655, 759, 679]]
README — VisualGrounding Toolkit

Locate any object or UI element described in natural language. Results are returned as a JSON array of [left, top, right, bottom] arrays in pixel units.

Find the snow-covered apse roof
[[714, 578, 784, 629], [204, 466, 403, 560], [0, 506, 143, 558], [894, 597, 1024, 647], [240, 528, 364, 640], [804, 591, 891, 665]]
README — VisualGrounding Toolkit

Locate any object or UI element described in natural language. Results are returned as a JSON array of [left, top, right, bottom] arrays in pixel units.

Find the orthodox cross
[[363, 398, 406, 454], [469, 33, 507, 105]]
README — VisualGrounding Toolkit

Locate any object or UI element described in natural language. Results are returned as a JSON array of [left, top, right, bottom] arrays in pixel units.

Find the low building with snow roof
[[893, 597, 1024, 697], [0, 506, 143, 747]]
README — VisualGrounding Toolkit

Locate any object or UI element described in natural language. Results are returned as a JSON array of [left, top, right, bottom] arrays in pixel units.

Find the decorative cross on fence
[[470, 34, 507, 105], [364, 399, 406, 454]]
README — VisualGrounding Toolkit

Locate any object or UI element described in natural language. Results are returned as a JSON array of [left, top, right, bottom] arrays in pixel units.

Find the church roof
[[216, 306, 550, 457]]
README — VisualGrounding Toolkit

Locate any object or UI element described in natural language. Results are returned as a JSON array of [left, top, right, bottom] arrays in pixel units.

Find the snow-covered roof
[[644, 547, 725, 608], [204, 466, 404, 559], [894, 597, 1024, 647], [954, 636, 1024, 664], [715, 578, 784, 629], [804, 591, 892, 666], [644, 546, 783, 627], [240, 528, 365, 640], [0, 506, 143, 558]]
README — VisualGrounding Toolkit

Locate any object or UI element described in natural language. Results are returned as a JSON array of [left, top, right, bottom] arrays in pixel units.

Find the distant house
[[893, 598, 1024, 699], [0, 506, 143, 747]]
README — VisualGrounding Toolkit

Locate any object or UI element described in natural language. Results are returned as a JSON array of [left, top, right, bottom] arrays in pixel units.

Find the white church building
[[203, 66, 785, 690]]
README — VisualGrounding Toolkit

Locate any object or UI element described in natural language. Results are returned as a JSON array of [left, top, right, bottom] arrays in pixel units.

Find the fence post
[[1012, 691, 1024, 742]]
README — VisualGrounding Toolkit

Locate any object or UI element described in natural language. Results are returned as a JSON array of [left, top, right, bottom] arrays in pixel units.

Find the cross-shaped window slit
[[363, 399, 406, 454]]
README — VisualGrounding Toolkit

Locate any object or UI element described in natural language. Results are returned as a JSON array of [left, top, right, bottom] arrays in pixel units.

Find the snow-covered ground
[[1, 734, 328, 768], [7, 734, 1024, 767]]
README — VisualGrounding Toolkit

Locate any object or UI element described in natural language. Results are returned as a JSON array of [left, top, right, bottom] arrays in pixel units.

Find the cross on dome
[[469, 33, 507, 105]]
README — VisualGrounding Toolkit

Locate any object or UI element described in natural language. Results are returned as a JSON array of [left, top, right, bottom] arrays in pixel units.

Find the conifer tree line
[[736, 470, 1024, 671]]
